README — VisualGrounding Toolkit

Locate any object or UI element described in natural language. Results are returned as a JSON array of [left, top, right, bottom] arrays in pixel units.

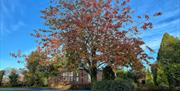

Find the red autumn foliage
[[8, 0, 162, 82], [142, 22, 153, 30], [33, 0, 160, 73]]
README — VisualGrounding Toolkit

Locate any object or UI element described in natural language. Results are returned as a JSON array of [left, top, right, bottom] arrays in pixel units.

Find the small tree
[[151, 63, 158, 86], [145, 68, 153, 85], [9, 69, 19, 87], [25, 51, 50, 87], [0, 70, 5, 86]]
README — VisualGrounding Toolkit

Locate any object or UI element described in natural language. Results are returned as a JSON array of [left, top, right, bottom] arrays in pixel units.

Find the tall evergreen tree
[[157, 32, 180, 90]]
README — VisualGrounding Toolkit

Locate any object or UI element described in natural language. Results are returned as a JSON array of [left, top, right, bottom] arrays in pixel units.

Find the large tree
[[32, 0, 160, 82]]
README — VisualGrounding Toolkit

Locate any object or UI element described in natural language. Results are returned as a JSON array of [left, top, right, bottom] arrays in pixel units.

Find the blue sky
[[0, 0, 180, 70]]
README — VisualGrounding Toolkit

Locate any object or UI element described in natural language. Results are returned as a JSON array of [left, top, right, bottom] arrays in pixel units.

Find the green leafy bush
[[92, 80, 135, 91], [102, 65, 115, 80]]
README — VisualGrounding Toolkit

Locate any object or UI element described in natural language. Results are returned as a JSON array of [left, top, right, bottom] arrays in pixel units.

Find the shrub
[[92, 80, 135, 91], [102, 65, 115, 80], [116, 70, 129, 80]]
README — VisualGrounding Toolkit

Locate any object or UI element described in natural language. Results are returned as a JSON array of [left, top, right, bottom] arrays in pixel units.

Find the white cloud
[[0, 0, 26, 37], [154, 19, 180, 30], [0, 21, 26, 36]]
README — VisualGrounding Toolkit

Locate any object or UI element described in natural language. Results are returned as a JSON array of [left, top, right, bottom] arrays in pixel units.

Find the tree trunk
[[90, 48, 97, 83], [90, 66, 97, 83]]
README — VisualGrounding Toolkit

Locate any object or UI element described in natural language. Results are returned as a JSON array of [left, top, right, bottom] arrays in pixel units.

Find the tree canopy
[[31, 0, 161, 82], [10, 0, 162, 83]]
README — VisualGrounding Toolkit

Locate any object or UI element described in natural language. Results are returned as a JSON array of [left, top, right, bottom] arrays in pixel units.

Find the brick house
[[48, 68, 102, 89]]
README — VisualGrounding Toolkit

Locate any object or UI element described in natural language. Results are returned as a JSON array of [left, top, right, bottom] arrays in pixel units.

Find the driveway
[[0, 88, 91, 91]]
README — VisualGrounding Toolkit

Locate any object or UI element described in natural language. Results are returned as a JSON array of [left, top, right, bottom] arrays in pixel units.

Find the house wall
[[48, 70, 102, 88]]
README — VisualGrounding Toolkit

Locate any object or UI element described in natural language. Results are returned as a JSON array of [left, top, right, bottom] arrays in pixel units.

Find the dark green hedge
[[92, 80, 135, 91]]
